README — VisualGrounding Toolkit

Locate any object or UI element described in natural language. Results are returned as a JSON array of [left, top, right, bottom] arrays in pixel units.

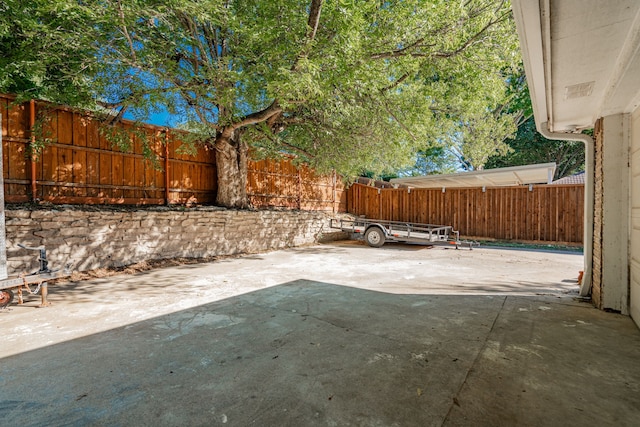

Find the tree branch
[[380, 72, 411, 93], [433, 11, 510, 59], [116, 0, 137, 63], [306, 0, 323, 41], [381, 101, 417, 141], [370, 37, 431, 60], [225, 101, 283, 136], [260, 133, 315, 159], [104, 105, 128, 125], [280, 140, 315, 158], [203, 22, 219, 62], [179, 89, 217, 126], [222, 0, 323, 138], [291, 0, 323, 71], [370, 4, 510, 61], [96, 85, 185, 110]]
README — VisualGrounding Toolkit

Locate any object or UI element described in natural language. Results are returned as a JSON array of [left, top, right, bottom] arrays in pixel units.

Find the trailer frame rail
[[330, 218, 476, 249]]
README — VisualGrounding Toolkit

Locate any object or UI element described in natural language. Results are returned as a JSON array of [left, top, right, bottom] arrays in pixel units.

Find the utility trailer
[[0, 244, 70, 309], [330, 218, 475, 249]]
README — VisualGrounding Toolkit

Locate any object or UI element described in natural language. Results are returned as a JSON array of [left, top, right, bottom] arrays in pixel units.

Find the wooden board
[[347, 183, 585, 244], [0, 95, 346, 210]]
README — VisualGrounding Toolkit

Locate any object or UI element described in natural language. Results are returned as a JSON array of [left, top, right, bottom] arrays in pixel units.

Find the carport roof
[[389, 162, 556, 189]]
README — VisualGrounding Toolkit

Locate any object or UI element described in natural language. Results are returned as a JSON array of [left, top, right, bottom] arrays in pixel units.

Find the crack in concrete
[[243, 298, 429, 346], [440, 295, 508, 426], [301, 311, 415, 346], [245, 298, 495, 352]]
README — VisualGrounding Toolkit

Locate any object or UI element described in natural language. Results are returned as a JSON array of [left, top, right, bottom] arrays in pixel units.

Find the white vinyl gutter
[[512, 0, 593, 298], [538, 122, 594, 297]]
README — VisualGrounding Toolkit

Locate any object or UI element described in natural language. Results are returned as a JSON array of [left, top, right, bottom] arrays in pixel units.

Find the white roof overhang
[[389, 163, 556, 189], [512, 0, 640, 132]]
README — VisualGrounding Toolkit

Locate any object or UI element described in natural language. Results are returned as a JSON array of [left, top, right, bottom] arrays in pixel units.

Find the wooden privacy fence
[[348, 183, 584, 244], [1, 95, 346, 211], [248, 159, 344, 211]]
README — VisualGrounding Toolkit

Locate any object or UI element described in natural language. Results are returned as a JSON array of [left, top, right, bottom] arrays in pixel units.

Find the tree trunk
[[215, 132, 250, 209]]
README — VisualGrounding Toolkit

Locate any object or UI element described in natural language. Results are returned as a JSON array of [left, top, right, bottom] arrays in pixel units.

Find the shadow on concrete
[[1, 280, 639, 426], [9, 270, 581, 310], [8, 266, 224, 307]]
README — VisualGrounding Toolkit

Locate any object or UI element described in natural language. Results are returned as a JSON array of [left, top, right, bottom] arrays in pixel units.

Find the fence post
[[332, 170, 337, 213], [164, 129, 170, 205], [0, 114, 7, 280], [29, 100, 37, 202], [297, 168, 302, 210]]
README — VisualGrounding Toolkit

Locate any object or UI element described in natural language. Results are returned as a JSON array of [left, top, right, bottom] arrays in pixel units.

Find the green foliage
[[28, 111, 55, 158], [396, 146, 458, 177], [2, 0, 522, 181], [484, 65, 584, 179], [485, 117, 585, 179], [0, 0, 101, 106], [98, 124, 162, 170], [504, 64, 533, 121]]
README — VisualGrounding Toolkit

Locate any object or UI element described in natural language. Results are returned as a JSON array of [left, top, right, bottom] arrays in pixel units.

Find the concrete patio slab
[[1, 242, 638, 426], [446, 295, 640, 426]]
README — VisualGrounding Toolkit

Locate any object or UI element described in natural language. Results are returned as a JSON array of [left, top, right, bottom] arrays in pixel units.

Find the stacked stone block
[[4, 207, 334, 275]]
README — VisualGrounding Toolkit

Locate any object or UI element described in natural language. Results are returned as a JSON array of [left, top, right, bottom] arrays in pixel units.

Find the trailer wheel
[[0, 289, 14, 308], [365, 227, 385, 247]]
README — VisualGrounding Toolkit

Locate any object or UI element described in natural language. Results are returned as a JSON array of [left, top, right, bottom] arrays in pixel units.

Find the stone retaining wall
[[5, 207, 341, 275]]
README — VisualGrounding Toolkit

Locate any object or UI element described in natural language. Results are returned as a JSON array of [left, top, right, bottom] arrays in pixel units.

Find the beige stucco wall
[[630, 108, 640, 326]]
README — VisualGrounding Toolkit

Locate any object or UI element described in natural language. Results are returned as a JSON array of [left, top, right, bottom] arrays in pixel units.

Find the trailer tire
[[0, 289, 14, 308], [365, 227, 385, 247]]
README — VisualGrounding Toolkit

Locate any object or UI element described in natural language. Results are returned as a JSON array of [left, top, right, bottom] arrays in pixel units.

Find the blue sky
[[125, 109, 179, 128]]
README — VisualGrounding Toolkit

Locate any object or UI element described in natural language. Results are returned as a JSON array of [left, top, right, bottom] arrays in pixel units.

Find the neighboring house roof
[[551, 171, 585, 185], [355, 177, 407, 189], [389, 163, 556, 189]]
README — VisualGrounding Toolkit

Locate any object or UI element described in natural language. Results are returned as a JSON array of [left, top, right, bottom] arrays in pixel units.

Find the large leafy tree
[[444, 64, 528, 171], [1, 0, 521, 208], [0, 0, 99, 106], [485, 116, 585, 179], [392, 146, 458, 178], [484, 68, 585, 179]]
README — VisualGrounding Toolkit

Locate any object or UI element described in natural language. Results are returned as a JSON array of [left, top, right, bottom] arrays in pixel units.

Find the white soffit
[[389, 163, 556, 189], [513, 0, 640, 132]]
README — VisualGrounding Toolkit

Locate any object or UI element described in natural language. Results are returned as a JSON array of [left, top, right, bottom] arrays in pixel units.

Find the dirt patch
[[59, 256, 219, 283]]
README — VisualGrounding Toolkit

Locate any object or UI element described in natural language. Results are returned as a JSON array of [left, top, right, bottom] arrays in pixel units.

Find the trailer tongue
[[330, 218, 476, 249], [0, 244, 70, 309]]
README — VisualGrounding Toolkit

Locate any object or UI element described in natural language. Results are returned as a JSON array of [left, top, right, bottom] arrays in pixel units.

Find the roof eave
[[512, 0, 550, 132]]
